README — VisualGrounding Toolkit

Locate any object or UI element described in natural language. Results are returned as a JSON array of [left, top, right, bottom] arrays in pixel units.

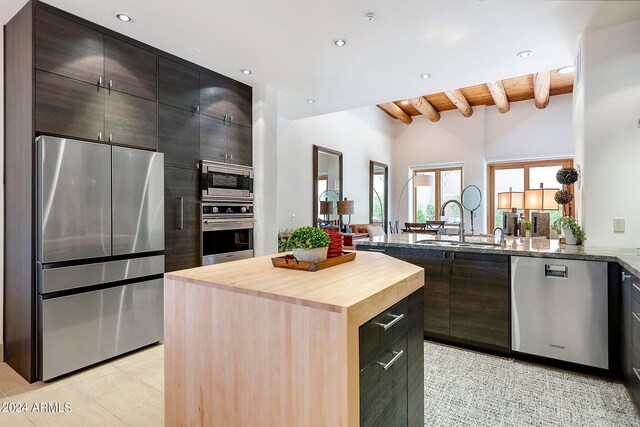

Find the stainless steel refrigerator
[[36, 136, 165, 381]]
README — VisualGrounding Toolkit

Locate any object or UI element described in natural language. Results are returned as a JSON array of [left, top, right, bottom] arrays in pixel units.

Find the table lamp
[[497, 187, 524, 236], [337, 198, 355, 233], [524, 183, 559, 238], [319, 200, 334, 222]]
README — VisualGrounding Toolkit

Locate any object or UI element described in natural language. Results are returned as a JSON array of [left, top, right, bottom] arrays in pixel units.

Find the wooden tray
[[271, 252, 356, 272]]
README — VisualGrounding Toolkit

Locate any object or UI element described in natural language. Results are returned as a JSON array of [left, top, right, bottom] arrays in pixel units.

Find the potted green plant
[[524, 220, 532, 238], [285, 226, 330, 262], [552, 217, 586, 245]]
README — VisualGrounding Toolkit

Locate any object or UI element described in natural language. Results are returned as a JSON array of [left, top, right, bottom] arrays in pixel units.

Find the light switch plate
[[613, 217, 625, 233], [291, 214, 296, 221]]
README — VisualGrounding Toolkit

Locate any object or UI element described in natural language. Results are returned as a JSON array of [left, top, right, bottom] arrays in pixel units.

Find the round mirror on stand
[[461, 184, 482, 235]]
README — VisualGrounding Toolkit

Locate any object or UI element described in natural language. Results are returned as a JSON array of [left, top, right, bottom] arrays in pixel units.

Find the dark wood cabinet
[[359, 288, 423, 427], [159, 57, 200, 112], [621, 269, 640, 411], [35, 70, 104, 141], [227, 122, 252, 166], [227, 84, 252, 127], [35, 8, 103, 86], [200, 73, 228, 120], [401, 248, 450, 336], [449, 252, 510, 349], [105, 90, 158, 149], [159, 104, 200, 169], [104, 36, 157, 101], [164, 167, 200, 273], [200, 115, 229, 163]]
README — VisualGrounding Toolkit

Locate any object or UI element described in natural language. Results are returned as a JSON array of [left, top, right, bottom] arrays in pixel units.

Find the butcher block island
[[164, 251, 425, 427]]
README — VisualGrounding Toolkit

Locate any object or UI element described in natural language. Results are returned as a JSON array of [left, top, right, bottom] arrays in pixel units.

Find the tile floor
[[0, 342, 638, 426]]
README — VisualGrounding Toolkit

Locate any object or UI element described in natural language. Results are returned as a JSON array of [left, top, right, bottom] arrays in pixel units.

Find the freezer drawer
[[112, 146, 164, 255], [38, 255, 164, 293], [37, 136, 112, 263], [511, 256, 608, 369], [40, 279, 163, 381]]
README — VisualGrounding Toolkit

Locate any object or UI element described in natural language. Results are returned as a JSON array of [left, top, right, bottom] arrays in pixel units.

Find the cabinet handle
[[634, 368, 640, 381], [109, 133, 113, 142], [109, 79, 113, 89], [177, 197, 184, 230], [633, 312, 640, 324], [368, 248, 387, 252], [98, 131, 102, 141], [195, 105, 200, 113], [633, 282, 640, 294], [229, 154, 233, 161], [376, 313, 404, 331], [98, 77, 103, 86], [451, 252, 456, 260], [442, 252, 447, 259], [623, 272, 632, 281], [377, 350, 404, 371], [230, 115, 233, 122], [223, 114, 228, 122]]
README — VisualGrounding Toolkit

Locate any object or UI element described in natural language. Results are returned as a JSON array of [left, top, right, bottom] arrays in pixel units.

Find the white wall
[[576, 19, 640, 248], [391, 94, 574, 234], [277, 106, 395, 231], [0, 26, 4, 354], [252, 84, 279, 256]]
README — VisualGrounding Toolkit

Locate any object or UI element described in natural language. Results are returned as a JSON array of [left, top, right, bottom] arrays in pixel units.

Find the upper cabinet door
[[227, 85, 252, 128], [105, 91, 158, 150], [159, 57, 199, 112], [35, 70, 105, 142], [112, 147, 165, 256], [159, 104, 200, 169], [200, 73, 228, 120], [227, 123, 252, 166], [35, 8, 104, 86], [104, 36, 157, 101]]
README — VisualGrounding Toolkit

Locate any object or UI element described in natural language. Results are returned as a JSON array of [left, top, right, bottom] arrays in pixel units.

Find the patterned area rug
[[423, 341, 640, 427]]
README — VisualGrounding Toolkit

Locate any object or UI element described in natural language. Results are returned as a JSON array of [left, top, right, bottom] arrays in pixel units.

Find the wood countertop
[[165, 251, 424, 320]]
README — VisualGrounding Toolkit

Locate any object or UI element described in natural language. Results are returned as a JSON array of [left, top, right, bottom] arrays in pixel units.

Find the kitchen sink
[[415, 240, 500, 250]]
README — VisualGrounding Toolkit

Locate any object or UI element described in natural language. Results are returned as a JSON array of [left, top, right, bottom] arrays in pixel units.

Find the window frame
[[487, 158, 574, 231], [412, 166, 463, 223]]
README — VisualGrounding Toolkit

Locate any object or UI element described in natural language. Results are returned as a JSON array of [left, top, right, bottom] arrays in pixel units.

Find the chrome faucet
[[493, 227, 506, 247], [440, 200, 465, 243]]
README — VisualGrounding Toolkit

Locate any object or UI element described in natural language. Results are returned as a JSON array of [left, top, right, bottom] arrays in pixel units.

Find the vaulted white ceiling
[[2, 0, 640, 120]]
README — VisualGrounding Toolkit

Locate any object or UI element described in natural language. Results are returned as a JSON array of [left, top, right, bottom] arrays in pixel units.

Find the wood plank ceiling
[[378, 67, 574, 124]]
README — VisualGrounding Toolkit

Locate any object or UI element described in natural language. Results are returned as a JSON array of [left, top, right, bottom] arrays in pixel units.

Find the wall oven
[[201, 160, 253, 202], [202, 202, 254, 265]]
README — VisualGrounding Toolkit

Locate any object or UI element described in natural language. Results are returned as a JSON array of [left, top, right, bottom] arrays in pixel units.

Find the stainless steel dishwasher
[[511, 256, 608, 369]]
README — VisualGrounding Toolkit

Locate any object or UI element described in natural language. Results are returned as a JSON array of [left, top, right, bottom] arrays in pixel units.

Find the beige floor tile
[[113, 347, 164, 392], [0, 393, 35, 426], [71, 365, 163, 426], [0, 364, 33, 395]]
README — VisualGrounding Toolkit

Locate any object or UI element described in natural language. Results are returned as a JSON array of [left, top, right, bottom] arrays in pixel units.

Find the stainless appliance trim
[[201, 159, 253, 201], [40, 278, 163, 381], [202, 219, 255, 232], [38, 255, 165, 294], [511, 256, 608, 369], [202, 250, 254, 266]]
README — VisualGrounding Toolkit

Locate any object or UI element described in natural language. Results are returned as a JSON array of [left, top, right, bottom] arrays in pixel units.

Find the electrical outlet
[[613, 217, 625, 233], [291, 214, 296, 221]]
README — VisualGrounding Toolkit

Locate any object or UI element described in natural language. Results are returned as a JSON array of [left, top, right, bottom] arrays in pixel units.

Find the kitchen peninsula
[[164, 251, 424, 427]]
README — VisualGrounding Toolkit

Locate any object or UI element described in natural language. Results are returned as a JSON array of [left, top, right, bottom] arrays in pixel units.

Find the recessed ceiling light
[[517, 50, 532, 58], [420, 73, 432, 79], [116, 14, 132, 22], [401, 101, 409, 105], [557, 65, 576, 74], [307, 99, 316, 104], [334, 39, 347, 47], [240, 69, 252, 75]]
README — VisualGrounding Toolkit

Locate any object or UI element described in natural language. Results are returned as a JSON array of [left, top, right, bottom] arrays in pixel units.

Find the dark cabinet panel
[[227, 122, 252, 166], [402, 248, 450, 336], [200, 72, 228, 120], [622, 271, 634, 389], [104, 36, 157, 101], [164, 167, 200, 273], [356, 246, 402, 258], [35, 8, 103, 86], [35, 70, 104, 141], [105, 90, 158, 150], [449, 252, 509, 349], [158, 57, 199, 112], [159, 104, 200, 169], [227, 84, 252, 127], [406, 287, 424, 427], [200, 115, 228, 163]]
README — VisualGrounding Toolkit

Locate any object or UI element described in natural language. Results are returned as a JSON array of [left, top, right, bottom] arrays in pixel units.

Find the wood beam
[[444, 89, 473, 117], [408, 97, 440, 122], [533, 71, 551, 109], [486, 81, 510, 113], [379, 102, 412, 125]]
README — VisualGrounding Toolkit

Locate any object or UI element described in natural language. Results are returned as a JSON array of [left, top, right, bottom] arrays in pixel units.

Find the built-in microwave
[[201, 160, 253, 201]]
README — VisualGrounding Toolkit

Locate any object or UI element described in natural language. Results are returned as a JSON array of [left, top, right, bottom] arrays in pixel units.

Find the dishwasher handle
[[545, 264, 568, 279]]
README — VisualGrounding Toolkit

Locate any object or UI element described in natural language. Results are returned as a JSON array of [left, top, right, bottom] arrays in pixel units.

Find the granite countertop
[[356, 233, 640, 277]]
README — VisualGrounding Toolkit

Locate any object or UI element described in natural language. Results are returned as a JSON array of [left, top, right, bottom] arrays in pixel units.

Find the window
[[488, 159, 574, 231], [413, 167, 463, 223]]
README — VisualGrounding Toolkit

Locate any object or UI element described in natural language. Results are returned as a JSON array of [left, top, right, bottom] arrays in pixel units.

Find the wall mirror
[[313, 145, 343, 227], [370, 161, 389, 232]]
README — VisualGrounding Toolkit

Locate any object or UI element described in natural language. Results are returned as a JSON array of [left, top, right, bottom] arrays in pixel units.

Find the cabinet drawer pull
[[376, 313, 404, 330], [632, 282, 640, 293], [368, 248, 387, 253], [633, 312, 640, 324], [634, 368, 640, 381], [377, 350, 404, 371], [109, 79, 113, 89], [108, 133, 113, 142], [224, 114, 228, 122], [178, 197, 184, 230], [98, 131, 102, 141], [98, 77, 103, 86], [230, 115, 233, 122]]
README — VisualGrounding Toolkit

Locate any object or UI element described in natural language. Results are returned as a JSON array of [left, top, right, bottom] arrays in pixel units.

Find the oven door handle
[[203, 219, 255, 225]]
